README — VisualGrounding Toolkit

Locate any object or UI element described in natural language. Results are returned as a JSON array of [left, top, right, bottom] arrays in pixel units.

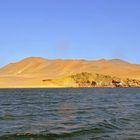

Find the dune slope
[[0, 57, 140, 88]]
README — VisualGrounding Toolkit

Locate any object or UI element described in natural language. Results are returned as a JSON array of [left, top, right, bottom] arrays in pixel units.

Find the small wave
[[97, 120, 121, 130], [0, 119, 122, 139], [0, 127, 108, 140]]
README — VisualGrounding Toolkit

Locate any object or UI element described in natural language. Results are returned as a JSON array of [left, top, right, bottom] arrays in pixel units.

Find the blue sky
[[0, 0, 140, 66]]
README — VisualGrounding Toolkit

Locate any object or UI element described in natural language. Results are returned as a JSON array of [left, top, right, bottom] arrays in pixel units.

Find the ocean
[[0, 88, 140, 140]]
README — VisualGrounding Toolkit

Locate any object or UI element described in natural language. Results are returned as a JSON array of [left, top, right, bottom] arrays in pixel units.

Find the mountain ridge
[[0, 57, 140, 88]]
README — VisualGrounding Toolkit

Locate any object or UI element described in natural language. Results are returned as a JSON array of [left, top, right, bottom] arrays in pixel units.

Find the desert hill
[[0, 57, 140, 88]]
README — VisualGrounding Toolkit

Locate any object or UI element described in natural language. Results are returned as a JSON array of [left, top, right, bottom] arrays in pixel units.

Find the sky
[[0, 0, 140, 66]]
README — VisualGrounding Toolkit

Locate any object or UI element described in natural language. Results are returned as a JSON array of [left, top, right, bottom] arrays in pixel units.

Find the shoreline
[[0, 86, 140, 89]]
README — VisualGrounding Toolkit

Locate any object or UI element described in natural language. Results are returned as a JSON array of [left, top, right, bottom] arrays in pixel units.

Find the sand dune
[[0, 57, 140, 88]]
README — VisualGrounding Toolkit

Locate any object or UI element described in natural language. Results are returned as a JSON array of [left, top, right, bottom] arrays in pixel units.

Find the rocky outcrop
[[42, 72, 140, 88]]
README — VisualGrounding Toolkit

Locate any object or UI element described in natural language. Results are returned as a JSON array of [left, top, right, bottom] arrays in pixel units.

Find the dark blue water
[[0, 88, 140, 140]]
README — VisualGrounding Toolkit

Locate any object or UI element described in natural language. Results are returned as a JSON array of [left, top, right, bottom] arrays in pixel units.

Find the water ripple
[[0, 88, 140, 139]]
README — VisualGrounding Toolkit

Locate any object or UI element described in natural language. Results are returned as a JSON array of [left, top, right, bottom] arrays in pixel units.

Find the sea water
[[0, 88, 140, 140]]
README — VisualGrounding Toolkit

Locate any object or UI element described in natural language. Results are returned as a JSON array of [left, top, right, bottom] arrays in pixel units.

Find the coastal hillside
[[0, 57, 140, 88], [0, 57, 140, 79]]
